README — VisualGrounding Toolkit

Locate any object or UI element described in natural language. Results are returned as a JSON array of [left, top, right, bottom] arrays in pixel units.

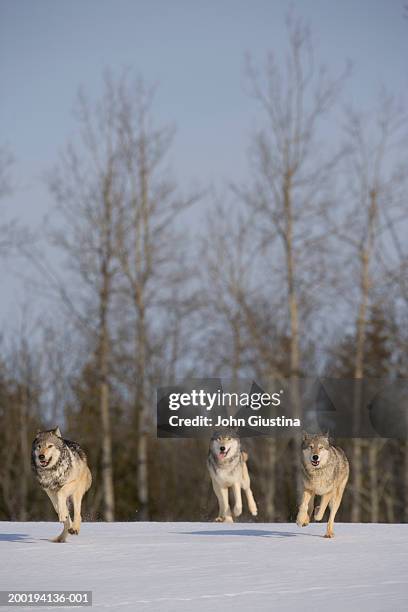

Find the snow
[[1, 521, 407, 611]]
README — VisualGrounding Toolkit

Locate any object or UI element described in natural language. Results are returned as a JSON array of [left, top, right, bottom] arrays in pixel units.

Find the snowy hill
[[1, 522, 407, 611]]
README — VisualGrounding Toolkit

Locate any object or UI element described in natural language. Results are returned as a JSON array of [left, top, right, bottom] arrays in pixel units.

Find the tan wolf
[[297, 432, 349, 538], [207, 430, 258, 522], [31, 427, 92, 543]]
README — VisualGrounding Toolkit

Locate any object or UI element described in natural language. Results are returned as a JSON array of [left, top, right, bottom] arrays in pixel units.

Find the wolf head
[[302, 431, 330, 469], [210, 429, 240, 461], [32, 427, 64, 470]]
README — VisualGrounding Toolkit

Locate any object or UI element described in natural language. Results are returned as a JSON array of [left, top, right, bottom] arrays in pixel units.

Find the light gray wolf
[[31, 427, 92, 543], [297, 431, 349, 538], [207, 430, 257, 522]]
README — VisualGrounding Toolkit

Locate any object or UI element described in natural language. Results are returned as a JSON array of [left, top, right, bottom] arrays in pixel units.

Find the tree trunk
[[283, 171, 302, 497], [368, 442, 379, 522], [284, 171, 300, 382], [263, 438, 276, 520], [134, 130, 150, 521], [405, 441, 408, 523], [351, 189, 377, 523], [351, 254, 368, 522], [19, 387, 28, 521], [100, 374, 115, 521], [99, 270, 115, 522], [136, 302, 149, 520]]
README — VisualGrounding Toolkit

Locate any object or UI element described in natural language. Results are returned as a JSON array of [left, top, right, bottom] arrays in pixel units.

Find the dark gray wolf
[[31, 427, 92, 543], [207, 430, 257, 522], [297, 432, 349, 538]]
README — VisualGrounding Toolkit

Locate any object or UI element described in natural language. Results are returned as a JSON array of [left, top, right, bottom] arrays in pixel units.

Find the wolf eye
[[310, 444, 313, 449], [225, 437, 231, 441], [47, 444, 53, 449]]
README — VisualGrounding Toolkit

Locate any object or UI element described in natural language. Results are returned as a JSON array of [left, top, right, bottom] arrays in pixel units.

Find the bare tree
[[48, 75, 127, 521], [112, 77, 196, 519], [236, 15, 347, 495], [242, 16, 346, 379], [338, 94, 408, 521]]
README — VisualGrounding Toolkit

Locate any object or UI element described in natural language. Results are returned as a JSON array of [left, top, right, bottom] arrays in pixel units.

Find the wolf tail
[[241, 450, 248, 462]]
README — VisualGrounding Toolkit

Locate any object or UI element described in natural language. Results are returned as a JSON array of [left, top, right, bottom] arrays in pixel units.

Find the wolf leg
[[52, 491, 70, 543], [232, 482, 242, 517], [213, 482, 233, 522], [315, 492, 331, 521], [299, 490, 314, 526], [242, 463, 257, 516], [296, 489, 312, 527], [325, 497, 340, 538], [46, 490, 72, 530], [69, 487, 84, 535], [53, 491, 71, 542], [53, 516, 70, 543], [46, 490, 58, 513], [220, 487, 233, 522], [325, 479, 347, 538], [307, 493, 315, 523], [212, 480, 224, 521], [243, 486, 258, 516]]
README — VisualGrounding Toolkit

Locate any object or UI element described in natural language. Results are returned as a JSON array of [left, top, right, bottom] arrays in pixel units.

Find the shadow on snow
[[0, 532, 33, 543], [180, 528, 319, 538]]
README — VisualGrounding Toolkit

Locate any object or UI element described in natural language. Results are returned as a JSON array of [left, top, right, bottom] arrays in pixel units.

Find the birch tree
[[112, 78, 196, 519], [48, 76, 125, 521], [237, 15, 347, 493], [338, 95, 408, 521], [241, 16, 346, 381]]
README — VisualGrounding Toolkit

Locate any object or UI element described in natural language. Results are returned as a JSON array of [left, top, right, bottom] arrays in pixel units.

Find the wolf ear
[[302, 430, 309, 442], [53, 426, 62, 437]]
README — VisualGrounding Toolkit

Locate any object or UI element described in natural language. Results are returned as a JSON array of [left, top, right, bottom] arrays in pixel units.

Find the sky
[[0, 0, 407, 324]]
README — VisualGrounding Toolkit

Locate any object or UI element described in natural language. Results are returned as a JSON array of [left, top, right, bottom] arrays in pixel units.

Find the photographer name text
[[168, 414, 301, 428]]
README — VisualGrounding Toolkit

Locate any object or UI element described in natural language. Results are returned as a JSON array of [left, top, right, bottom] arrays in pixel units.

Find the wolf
[[31, 427, 92, 543], [207, 430, 257, 522], [296, 431, 349, 538]]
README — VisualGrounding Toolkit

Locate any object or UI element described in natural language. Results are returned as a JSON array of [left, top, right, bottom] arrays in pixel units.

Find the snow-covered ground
[[1, 522, 407, 611]]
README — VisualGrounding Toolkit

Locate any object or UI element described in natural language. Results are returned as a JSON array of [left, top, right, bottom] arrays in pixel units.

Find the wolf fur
[[297, 431, 349, 538], [207, 430, 257, 522], [31, 427, 92, 543]]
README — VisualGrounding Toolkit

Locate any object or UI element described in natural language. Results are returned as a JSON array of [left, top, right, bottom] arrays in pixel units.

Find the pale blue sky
[[0, 0, 407, 324]]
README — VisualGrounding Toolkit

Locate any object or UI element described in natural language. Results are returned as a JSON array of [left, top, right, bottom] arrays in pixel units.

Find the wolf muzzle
[[219, 445, 230, 458], [311, 454, 320, 466]]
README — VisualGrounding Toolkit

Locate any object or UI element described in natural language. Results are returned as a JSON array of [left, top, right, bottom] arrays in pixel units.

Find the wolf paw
[[324, 532, 334, 539], [68, 528, 79, 535], [52, 533, 67, 543], [233, 505, 242, 517]]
